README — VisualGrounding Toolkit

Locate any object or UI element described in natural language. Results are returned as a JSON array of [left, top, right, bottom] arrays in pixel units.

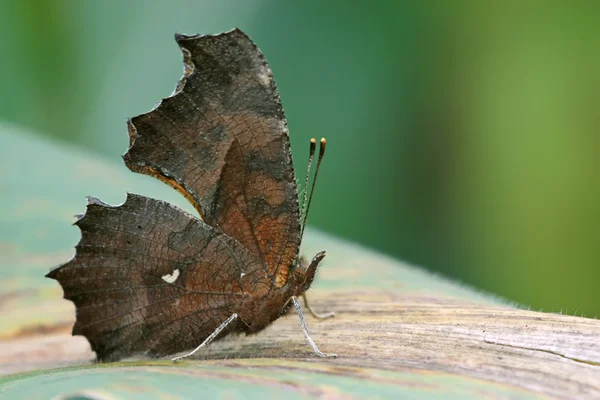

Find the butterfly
[[46, 28, 335, 362]]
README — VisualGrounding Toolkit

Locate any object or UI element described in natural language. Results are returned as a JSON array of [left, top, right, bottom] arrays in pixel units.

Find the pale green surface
[[0, 124, 531, 399], [0, 360, 545, 400]]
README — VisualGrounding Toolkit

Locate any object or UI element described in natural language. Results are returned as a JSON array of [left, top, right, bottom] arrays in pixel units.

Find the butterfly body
[[46, 29, 329, 361]]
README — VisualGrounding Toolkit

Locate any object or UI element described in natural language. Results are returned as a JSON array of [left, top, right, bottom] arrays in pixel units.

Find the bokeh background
[[1, 1, 599, 316]]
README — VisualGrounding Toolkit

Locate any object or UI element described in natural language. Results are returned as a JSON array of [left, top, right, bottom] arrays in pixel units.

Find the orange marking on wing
[[135, 165, 206, 222]]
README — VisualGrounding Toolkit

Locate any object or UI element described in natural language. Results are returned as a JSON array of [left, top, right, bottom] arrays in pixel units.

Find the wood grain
[[1, 125, 599, 399]]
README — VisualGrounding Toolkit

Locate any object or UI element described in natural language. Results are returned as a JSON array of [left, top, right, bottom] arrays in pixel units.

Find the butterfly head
[[289, 250, 326, 296]]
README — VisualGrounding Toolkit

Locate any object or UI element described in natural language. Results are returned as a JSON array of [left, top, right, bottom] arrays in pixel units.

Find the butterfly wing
[[124, 29, 301, 281], [47, 194, 268, 361]]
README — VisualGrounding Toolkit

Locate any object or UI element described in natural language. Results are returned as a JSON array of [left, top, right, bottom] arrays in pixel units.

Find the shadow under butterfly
[[46, 28, 335, 362]]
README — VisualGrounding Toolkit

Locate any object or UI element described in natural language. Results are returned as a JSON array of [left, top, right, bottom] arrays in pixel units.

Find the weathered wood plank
[[1, 125, 599, 399]]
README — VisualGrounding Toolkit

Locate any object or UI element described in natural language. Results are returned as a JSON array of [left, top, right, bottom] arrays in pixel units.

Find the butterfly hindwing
[[47, 193, 269, 360]]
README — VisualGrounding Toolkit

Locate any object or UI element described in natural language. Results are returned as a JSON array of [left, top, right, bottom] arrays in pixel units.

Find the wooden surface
[[1, 124, 599, 399]]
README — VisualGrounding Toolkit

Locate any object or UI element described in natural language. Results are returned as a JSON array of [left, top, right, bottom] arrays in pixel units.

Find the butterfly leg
[[292, 296, 337, 358], [302, 293, 335, 320], [172, 313, 238, 362]]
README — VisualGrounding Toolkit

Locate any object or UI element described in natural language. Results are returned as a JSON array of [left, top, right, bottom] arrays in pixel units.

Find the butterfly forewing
[[123, 29, 301, 278]]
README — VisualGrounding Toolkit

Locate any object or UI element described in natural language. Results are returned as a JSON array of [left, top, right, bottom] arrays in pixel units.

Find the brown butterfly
[[46, 28, 335, 362]]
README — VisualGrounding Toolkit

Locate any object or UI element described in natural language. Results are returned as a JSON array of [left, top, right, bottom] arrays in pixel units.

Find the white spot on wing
[[162, 269, 180, 284], [240, 272, 246, 278]]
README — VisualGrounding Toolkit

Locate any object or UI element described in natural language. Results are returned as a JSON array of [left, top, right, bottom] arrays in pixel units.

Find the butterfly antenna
[[301, 138, 326, 237], [300, 138, 317, 220]]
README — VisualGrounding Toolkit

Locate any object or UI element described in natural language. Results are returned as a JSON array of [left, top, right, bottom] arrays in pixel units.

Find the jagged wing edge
[[44, 192, 201, 285], [122, 28, 263, 222]]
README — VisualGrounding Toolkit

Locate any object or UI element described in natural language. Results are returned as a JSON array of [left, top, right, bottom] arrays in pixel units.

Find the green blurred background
[[1, 1, 599, 316]]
